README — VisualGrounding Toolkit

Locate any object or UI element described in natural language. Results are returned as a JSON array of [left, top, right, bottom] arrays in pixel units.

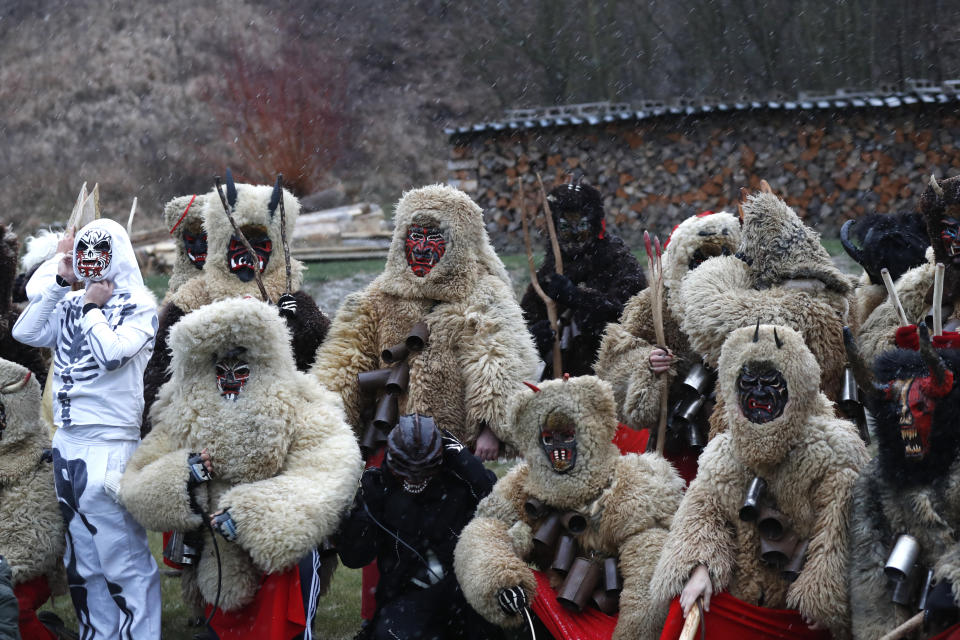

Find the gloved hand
[[895, 325, 919, 350], [211, 509, 238, 542], [541, 273, 578, 307], [277, 293, 297, 319], [529, 319, 555, 355], [441, 429, 465, 453], [497, 586, 528, 615], [926, 580, 958, 611], [187, 450, 212, 487]]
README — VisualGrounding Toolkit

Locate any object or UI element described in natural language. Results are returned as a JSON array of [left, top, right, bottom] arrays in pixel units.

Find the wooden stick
[[536, 173, 563, 277], [520, 179, 562, 378], [934, 263, 945, 336], [881, 268, 910, 327], [644, 231, 670, 454], [878, 611, 924, 640], [66, 183, 88, 233], [277, 174, 293, 293], [679, 599, 703, 640], [126, 197, 138, 236], [214, 176, 269, 301]]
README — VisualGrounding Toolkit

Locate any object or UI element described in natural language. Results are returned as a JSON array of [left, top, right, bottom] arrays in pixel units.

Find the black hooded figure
[[847, 333, 960, 639], [520, 181, 647, 378], [335, 414, 502, 640]]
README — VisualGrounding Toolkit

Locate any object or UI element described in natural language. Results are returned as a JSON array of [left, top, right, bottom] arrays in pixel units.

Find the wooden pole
[[536, 173, 563, 276], [679, 599, 703, 640], [277, 174, 293, 293], [881, 267, 910, 326], [520, 178, 562, 378], [934, 262, 945, 336], [645, 231, 670, 454], [878, 611, 924, 640]]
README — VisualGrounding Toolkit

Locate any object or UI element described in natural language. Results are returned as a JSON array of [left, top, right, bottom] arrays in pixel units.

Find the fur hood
[[718, 324, 823, 470], [739, 193, 850, 294], [0, 357, 45, 485], [170, 183, 303, 311], [507, 376, 620, 510], [375, 184, 510, 303], [154, 297, 303, 484], [662, 211, 740, 317], [163, 194, 207, 297]]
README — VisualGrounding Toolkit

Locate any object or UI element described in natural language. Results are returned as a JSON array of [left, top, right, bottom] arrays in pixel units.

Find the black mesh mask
[[386, 413, 443, 493]]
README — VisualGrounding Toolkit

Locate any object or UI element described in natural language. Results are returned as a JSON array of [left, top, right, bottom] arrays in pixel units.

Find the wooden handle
[[679, 600, 703, 640], [878, 611, 924, 640], [934, 263, 945, 336], [881, 268, 910, 327]]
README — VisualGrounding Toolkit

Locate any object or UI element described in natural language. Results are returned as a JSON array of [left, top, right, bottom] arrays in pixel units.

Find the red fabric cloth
[[929, 623, 960, 640], [360, 447, 386, 621], [530, 570, 618, 640], [613, 425, 699, 485], [659, 592, 833, 640], [205, 566, 306, 640], [14, 576, 55, 640], [896, 325, 960, 350]]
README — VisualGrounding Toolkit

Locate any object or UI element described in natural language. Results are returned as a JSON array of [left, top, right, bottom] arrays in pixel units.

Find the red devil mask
[[404, 224, 446, 277], [881, 370, 954, 460]]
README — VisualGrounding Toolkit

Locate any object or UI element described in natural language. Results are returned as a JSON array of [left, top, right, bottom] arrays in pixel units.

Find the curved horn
[[0, 371, 31, 394], [522, 381, 541, 393], [840, 220, 866, 267], [225, 168, 238, 209], [753, 317, 761, 343], [759, 179, 773, 194], [774, 328, 783, 349], [268, 175, 282, 217], [930, 174, 945, 199]]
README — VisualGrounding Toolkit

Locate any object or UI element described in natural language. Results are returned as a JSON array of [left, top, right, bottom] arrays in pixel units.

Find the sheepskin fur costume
[[678, 192, 855, 402], [143, 182, 329, 434], [454, 376, 684, 639], [0, 356, 64, 587], [162, 193, 207, 302], [596, 211, 739, 433], [519, 183, 647, 378], [312, 184, 539, 448], [848, 347, 960, 639], [652, 324, 867, 638], [0, 225, 48, 387], [120, 298, 361, 611]]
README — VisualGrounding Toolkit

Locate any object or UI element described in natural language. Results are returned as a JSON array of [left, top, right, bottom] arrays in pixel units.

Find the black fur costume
[[0, 225, 48, 386], [841, 212, 929, 286], [848, 345, 960, 639], [521, 182, 646, 378]]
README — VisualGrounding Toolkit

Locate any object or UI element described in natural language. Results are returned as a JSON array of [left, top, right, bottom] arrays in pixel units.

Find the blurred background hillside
[[1, 0, 957, 231]]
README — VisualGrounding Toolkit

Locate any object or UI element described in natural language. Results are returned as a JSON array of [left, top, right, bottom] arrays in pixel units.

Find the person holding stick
[[595, 211, 740, 473], [859, 174, 960, 363], [142, 172, 330, 434], [520, 179, 647, 379]]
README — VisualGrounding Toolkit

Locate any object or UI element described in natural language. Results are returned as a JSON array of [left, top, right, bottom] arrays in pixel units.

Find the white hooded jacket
[[13, 219, 156, 435]]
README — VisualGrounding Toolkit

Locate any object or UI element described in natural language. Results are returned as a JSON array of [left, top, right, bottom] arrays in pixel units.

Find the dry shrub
[[204, 42, 349, 195]]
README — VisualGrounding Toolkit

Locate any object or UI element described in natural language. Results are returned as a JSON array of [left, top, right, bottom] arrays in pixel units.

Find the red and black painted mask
[[940, 218, 960, 265], [183, 231, 207, 269], [881, 370, 955, 460], [75, 228, 112, 281], [227, 232, 271, 282], [737, 365, 789, 424], [215, 351, 251, 401], [404, 224, 446, 277], [540, 411, 578, 474]]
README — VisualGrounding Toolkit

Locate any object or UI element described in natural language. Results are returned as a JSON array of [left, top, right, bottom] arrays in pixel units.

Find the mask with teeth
[[881, 373, 954, 461], [227, 229, 272, 282], [940, 218, 960, 263], [215, 348, 250, 401], [75, 228, 112, 281], [737, 365, 789, 424], [540, 410, 578, 474], [404, 224, 446, 277], [183, 229, 207, 269]]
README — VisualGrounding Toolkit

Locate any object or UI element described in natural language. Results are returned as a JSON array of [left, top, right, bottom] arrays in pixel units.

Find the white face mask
[[75, 227, 113, 282]]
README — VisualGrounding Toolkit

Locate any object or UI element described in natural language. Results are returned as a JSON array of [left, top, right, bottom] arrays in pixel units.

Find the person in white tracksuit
[[12, 217, 160, 640]]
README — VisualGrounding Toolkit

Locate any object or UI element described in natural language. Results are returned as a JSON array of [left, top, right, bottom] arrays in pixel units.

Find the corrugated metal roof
[[444, 86, 960, 137]]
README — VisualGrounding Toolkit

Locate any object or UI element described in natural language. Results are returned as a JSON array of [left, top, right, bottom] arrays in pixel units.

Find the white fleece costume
[[12, 218, 160, 640]]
